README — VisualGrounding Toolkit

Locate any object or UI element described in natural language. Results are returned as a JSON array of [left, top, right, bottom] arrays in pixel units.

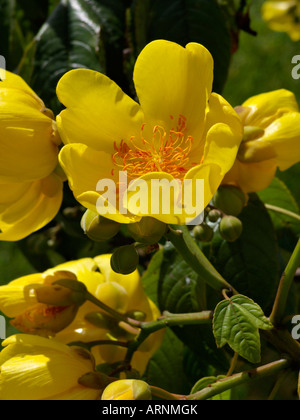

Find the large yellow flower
[[262, 0, 300, 41], [0, 334, 100, 400], [223, 89, 300, 192], [57, 40, 243, 225], [0, 255, 163, 375], [0, 71, 63, 241]]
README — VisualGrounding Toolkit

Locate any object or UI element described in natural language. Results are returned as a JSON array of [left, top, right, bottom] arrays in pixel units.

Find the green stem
[[85, 292, 140, 328], [265, 204, 300, 223], [123, 310, 214, 365], [150, 386, 184, 401], [166, 225, 238, 295], [270, 238, 300, 326], [187, 359, 291, 400]]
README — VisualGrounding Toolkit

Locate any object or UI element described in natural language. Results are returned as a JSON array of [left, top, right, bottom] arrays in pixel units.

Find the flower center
[[112, 115, 195, 180]]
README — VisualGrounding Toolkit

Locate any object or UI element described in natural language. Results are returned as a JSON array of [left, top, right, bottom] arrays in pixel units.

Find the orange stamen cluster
[[112, 115, 196, 180]]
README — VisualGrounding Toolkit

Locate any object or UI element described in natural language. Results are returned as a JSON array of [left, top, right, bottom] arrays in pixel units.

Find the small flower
[[0, 71, 63, 241], [223, 89, 300, 192], [101, 379, 152, 401], [57, 40, 242, 225], [0, 255, 164, 374], [262, 0, 300, 41], [0, 334, 100, 400]]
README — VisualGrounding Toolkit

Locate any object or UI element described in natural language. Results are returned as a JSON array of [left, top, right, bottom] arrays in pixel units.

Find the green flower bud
[[207, 209, 222, 223], [126, 310, 147, 322], [212, 186, 247, 216], [81, 210, 120, 242], [110, 245, 139, 275], [219, 216, 243, 242], [193, 224, 214, 243], [78, 372, 113, 390], [127, 217, 167, 245]]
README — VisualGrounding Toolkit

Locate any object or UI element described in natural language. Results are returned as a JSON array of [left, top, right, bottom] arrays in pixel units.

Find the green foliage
[[213, 294, 273, 364]]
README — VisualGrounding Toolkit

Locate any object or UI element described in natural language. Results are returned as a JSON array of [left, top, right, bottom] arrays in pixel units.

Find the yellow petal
[[262, 112, 300, 170], [0, 175, 63, 241], [59, 143, 140, 224], [222, 159, 277, 193], [241, 89, 299, 128], [133, 40, 213, 137], [56, 69, 144, 152]]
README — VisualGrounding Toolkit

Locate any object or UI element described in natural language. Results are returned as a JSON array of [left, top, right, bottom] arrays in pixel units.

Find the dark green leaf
[[204, 194, 280, 312], [131, 0, 232, 93], [158, 243, 229, 371], [143, 329, 190, 394], [0, 242, 37, 285], [258, 177, 300, 237]]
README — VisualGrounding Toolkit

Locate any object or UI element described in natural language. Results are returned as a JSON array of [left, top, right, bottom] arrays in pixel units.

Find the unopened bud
[[34, 282, 86, 307], [10, 303, 79, 336], [85, 312, 115, 329], [101, 379, 152, 401], [127, 217, 167, 245], [193, 224, 214, 243], [81, 210, 120, 242], [110, 245, 139, 275], [207, 209, 222, 223], [213, 186, 246, 216], [219, 216, 243, 242]]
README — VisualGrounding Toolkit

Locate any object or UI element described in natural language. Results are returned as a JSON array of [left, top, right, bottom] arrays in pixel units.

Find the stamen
[[112, 115, 197, 180]]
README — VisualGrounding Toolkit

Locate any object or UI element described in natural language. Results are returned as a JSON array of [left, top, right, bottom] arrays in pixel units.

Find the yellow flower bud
[[0, 335, 100, 400], [101, 380, 152, 400], [10, 303, 79, 336], [33, 281, 87, 307]]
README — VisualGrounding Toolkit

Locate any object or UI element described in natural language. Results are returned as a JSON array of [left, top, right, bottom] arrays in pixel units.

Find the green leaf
[[141, 249, 164, 306], [258, 177, 300, 237], [203, 194, 280, 312], [0, 242, 37, 285], [277, 164, 300, 211], [157, 243, 229, 371], [31, 0, 127, 110], [143, 328, 190, 394], [213, 294, 273, 364], [130, 0, 232, 93]]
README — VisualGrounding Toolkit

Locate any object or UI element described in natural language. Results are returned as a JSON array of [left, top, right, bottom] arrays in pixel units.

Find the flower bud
[[127, 217, 167, 245], [110, 245, 139, 275], [193, 224, 214, 243], [207, 209, 222, 223], [213, 186, 247, 216], [101, 379, 152, 400], [219, 216, 243, 243], [10, 303, 79, 336], [126, 310, 147, 322], [33, 282, 86, 307], [81, 210, 120, 242]]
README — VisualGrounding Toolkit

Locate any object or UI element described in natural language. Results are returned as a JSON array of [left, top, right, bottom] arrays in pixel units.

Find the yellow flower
[[223, 89, 300, 192], [101, 379, 152, 401], [262, 0, 300, 41], [0, 255, 164, 374], [0, 71, 63, 241], [57, 40, 242, 225], [0, 334, 100, 400]]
